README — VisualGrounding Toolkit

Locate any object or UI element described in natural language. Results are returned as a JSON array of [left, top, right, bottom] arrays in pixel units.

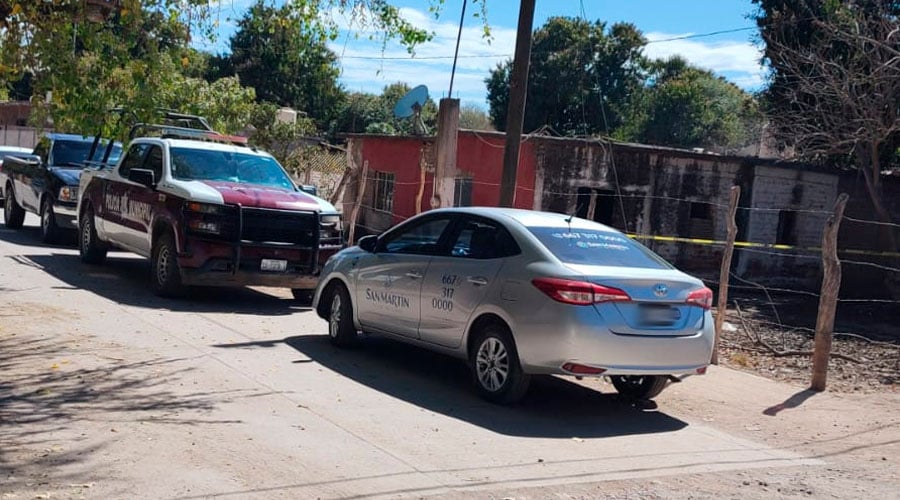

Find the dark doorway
[[575, 187, 616, 225]]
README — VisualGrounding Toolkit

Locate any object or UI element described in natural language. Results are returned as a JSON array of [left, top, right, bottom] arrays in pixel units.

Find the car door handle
[[467, 276, 489, 286], [406, 271, 423, 279]]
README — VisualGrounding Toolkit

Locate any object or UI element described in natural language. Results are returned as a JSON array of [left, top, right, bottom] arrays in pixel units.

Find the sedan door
[[355, 215, 456, 338], [418, 217, 520, 348]]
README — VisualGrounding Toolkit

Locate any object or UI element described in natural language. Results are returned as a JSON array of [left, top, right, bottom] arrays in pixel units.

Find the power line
[[336, 24, 758, 61], [645, 26, 757, 44]]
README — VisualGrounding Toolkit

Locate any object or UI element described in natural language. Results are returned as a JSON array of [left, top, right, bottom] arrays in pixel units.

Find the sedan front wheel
[[327, 284, 357, 347]]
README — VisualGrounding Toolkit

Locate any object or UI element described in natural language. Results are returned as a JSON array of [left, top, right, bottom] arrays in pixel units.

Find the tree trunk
[[859, 142, 898, 252]]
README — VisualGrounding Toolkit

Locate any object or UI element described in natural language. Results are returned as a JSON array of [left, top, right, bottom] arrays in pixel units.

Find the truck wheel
[[610, 375, 669, 400], [151, 231, 186, 298], [3, 185, 25, 229], [291, 288, 314, 306], [469, 323, 531, 404], [79, 206, 107, 264], [41, 197, 62, 244]]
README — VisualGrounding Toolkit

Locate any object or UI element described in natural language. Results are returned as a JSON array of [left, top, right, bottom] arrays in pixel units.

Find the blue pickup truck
[[1, 134, 122, 243]]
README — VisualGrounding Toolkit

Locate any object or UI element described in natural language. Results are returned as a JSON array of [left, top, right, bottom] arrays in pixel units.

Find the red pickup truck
[[77, 119, 343, 300]]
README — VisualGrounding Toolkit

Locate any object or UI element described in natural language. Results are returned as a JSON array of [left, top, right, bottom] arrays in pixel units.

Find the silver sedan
[[313, 207, 714, 403]]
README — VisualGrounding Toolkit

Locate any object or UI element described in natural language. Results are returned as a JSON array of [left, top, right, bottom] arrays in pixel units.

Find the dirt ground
[[716, 294, 899, 394]]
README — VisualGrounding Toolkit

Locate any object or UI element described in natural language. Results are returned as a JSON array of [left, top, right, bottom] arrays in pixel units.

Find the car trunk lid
[[564, 264, 708, 336]]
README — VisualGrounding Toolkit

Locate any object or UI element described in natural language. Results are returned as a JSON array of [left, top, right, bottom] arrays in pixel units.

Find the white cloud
[[329, 6, 516, 107], [643, 32, 765, 89]]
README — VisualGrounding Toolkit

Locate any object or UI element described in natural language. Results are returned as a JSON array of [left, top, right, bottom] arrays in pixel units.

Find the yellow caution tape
[[625, 233, 900, 259]]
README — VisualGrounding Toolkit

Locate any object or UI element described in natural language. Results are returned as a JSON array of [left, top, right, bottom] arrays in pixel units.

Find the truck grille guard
[[183, 204, 333, 276]]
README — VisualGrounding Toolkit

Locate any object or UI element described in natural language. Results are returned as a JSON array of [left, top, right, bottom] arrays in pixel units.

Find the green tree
[[0, 0, 460, 131], [621, 57, 762, 152], [459, 104, 494, 131], [485, 17, 647, 136], [227, 1, 343, 128], [330, 82, 437, 137]]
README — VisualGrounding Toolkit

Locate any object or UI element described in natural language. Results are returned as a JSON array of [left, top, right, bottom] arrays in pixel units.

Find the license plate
[[638, 305, 681, 325], [260, 259, 287, 272]]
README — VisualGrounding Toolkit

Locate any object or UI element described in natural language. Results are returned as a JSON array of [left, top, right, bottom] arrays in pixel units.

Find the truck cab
[[77, 123, 342, 299]]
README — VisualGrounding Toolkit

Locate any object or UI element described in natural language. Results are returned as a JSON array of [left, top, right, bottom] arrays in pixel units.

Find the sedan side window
[[119, 143, 150, 178], [380, 218, 451, 255], [450, 219, 520, 259]]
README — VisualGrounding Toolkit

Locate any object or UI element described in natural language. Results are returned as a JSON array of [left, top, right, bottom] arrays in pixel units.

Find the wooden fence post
[[712, 185, 740, 365], [346, 160, 369, 245], [811, 193, 849, 391]]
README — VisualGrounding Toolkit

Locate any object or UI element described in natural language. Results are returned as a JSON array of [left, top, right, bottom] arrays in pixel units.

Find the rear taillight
[[532, 278, 631, 306], [686, 287, 713, 309]]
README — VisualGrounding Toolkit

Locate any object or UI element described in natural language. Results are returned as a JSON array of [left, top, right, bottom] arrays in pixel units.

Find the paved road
[[0, 212, 817, 499]]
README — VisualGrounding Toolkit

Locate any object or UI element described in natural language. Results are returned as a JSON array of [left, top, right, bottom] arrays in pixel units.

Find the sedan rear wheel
[[327, 284, 357, 347], [610, 375, 669, 400], [469, 324, 530, 404]]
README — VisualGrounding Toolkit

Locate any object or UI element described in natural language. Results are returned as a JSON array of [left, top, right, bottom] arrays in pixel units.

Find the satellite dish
[[393, 85, 429, 135]]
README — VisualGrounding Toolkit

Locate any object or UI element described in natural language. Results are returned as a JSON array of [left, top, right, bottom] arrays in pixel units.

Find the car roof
[[429, 207, 620, 232]]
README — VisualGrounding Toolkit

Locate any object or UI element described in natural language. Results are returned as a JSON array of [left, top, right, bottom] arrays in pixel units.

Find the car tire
[[40, 197, 62, 244], [291, 288, 314, 306], [3, 184, 25, 229], [151, 231, 186, 298], [326, 284, 357, 347], [469, 323, 531, 404], [79, 206, 108, 264], [610, 375, 669, 400]]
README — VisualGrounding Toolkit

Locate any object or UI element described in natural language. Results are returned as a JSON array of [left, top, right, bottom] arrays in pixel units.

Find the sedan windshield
[[528, 227, 672, 269], [170, 148, 296, 191]]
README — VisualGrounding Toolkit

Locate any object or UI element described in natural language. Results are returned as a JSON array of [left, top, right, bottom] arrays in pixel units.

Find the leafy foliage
[[226, 1, 343, 129], [486, 17, 647, 136], [620, 57, 762, 152], [329, 82, 437, 137], [459, 104, 494, 131], [0, 0, 453, 134]]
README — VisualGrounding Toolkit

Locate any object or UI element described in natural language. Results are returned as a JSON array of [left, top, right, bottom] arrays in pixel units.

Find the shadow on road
[[763, 389, 819, 416], [215, 334, 689, 439], [0, 224, 76, 250], [0, 329, 260, 490], [12, 251, 305, 315]]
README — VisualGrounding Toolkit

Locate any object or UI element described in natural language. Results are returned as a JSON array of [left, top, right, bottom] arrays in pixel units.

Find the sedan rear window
[[528, 227, 672, 269]]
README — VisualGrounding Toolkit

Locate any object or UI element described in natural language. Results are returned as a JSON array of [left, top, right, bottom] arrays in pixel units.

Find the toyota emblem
[[653, 283, 668, 297]]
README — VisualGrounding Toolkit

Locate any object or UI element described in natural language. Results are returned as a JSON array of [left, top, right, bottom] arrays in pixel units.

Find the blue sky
[[203, 1, 765, 108]]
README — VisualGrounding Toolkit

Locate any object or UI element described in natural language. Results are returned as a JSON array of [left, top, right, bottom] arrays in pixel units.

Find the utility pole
[[498, 0, 536, 207]]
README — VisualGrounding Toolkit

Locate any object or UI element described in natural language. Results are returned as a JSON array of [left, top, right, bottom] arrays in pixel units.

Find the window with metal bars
[[373, 171, 395, 213]]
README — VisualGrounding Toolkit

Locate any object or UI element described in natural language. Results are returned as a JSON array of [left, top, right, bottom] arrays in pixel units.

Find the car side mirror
[[358, 235, 377, 253], [129, 168, 155, 188], [298, 184, 318, 196]]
